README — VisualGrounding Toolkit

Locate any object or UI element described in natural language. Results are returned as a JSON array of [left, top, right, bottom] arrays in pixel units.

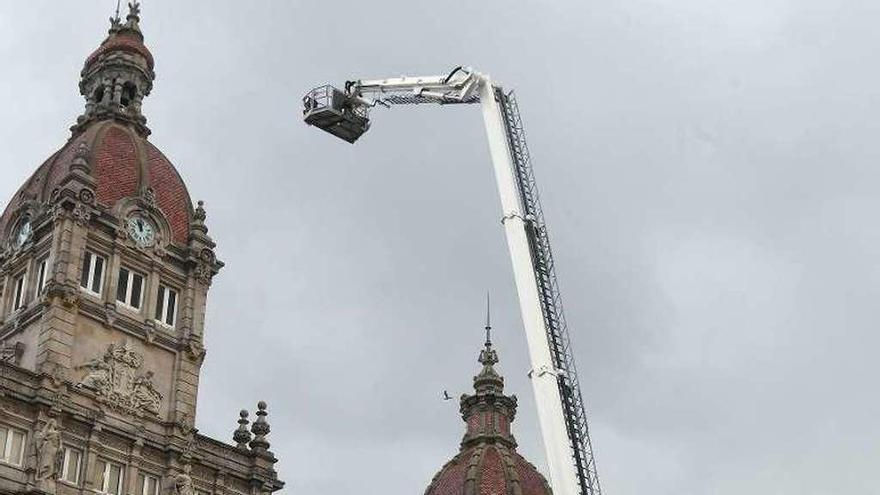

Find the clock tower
[[0, 4, 283, 495]]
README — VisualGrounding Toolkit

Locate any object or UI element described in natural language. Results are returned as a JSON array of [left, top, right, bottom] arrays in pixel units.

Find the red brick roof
[[424, 445, 553, 495], [84, 31, 154, 71], [94, 125, 140, 206], [0, 121, 193, 245], [146, 142, 192, 245]]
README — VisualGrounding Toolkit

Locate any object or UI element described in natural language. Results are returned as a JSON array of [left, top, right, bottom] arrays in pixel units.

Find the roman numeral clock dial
[[126, 215, 156, 248], [15, 219, 32, 247]]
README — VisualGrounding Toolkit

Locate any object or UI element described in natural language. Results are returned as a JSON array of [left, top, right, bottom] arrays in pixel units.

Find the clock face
[[15, 220, 32, 247], [126, 216, 156, 247]]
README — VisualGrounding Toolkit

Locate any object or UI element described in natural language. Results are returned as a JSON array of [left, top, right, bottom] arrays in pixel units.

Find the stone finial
[[109, 16, 122, 32], [191, 200, 210, 237], [473, 302, 504, 396], [125, 2, 142, 30], [74, 141, 89, 159], [478, 339, 499, 367], [249, 401, 271, 453], [233, 409, 252, 449], [70, 142, 92, 174], [194, 201, 207, 222]]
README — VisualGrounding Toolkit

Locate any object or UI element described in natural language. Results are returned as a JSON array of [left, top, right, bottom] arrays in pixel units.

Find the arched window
[[121, 82, 137, 108], [93, 86, 105, 104]]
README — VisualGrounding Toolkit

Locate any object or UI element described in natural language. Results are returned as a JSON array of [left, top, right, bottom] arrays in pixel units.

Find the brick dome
[[0, 121, 194, 246], [426, 445, 553, 495], [424, 332, 553, 495], [0, 5, 193, 247]]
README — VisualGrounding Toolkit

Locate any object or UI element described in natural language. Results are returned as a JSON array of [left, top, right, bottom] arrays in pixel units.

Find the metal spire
[[478, 293, 499, 369], [108, 1, 141, 35], [110, 0, 123, 31], [485, 292, 492, 346]]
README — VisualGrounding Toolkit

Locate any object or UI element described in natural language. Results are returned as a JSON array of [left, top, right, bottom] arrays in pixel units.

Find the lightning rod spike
[[485, 291, 492, 346]]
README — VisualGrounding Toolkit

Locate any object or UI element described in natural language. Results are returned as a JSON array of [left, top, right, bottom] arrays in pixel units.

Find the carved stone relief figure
[[174, 469, 194, 495], [132, 371, 162, 415], [34, 418, 63, 481], [78, 354, 112, 392], [76, 342, 163, 416]]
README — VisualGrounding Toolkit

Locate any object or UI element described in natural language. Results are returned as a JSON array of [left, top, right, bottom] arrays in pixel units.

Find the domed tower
[[424, 325, 553, 495], [0, 4, 282, 495]]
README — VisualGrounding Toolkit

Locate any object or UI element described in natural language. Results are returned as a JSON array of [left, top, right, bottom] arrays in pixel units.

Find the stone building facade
[[0, 4, 283, 495]]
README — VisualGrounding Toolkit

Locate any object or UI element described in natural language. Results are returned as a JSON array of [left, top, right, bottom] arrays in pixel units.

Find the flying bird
[[442, 390, 453, 401]]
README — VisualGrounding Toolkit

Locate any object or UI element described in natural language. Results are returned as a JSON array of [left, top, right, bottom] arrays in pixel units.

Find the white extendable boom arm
[[475, 75, 582, 495], [303, 66, 602, 495], [353, 66, 482, 104]]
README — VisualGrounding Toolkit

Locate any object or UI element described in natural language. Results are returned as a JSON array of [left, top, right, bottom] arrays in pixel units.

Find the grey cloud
[[1, 1, 878, 493]]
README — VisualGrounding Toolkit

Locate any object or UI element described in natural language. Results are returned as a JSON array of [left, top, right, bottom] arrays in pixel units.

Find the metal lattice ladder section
[[496, 89, 603, 495]]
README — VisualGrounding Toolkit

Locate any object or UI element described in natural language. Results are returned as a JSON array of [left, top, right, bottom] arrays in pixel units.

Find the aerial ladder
[[302, 67, 602, 495]]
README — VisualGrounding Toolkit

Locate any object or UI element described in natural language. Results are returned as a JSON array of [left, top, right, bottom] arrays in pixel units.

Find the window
[[36, 258, 49, 293], [137, 473, 160, 495], [155, 285, 178, 327], [121, 82, 137, 108], [11, 274, 26, 312], [60, 447, 82, 484], [93, 86, 105, 104], [96, 459, 124, 495], [0, 425, 26, 466], [80, 251, 106, 295], [116, 267, 145, 309]]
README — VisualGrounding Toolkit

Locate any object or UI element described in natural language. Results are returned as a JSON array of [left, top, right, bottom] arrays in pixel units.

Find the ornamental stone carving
[[41, 361, 67, 389], [143, 187, 157, 207], [174, 411, 195, 436], [72, 203, 92, 226], [34, 418, 63, 481], [184, 338, 206, 364], [79, 188, 95, 205], [75, 342, 162, 415], [174, 468, 194, 495], [71, 142, 92, 174], [193, 264, 213, 286], [192, 247, 219, 286]]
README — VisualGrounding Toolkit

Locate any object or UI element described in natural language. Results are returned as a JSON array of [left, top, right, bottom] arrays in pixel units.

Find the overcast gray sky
[[2, 1, 879, 493]]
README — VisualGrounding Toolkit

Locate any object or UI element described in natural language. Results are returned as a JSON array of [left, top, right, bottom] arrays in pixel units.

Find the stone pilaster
[[83, 423, 102, 492], [36, 212, 87, 376], [126, 439, 144, 495]]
